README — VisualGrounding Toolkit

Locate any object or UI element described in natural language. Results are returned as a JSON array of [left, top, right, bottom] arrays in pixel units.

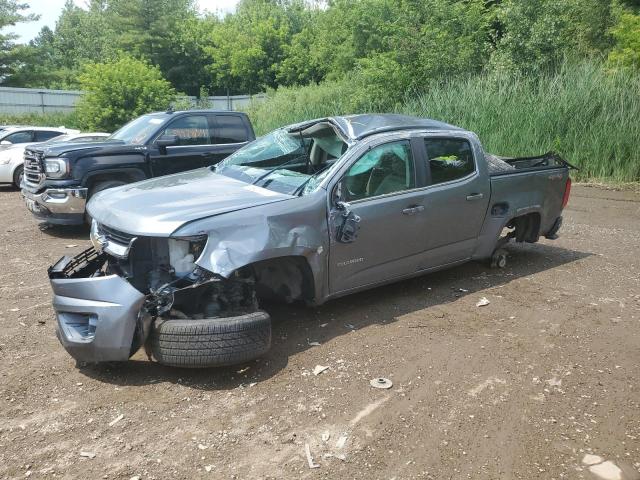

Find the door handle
[[466, 193, 484, 201], [402, 205, 425, 215]]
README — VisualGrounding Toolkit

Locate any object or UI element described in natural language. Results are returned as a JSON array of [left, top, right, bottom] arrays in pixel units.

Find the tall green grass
[[0, 111, 81, 130], [247, 62, 640, 182]]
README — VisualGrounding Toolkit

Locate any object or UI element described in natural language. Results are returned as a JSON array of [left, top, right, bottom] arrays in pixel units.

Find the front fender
[[175, 191, 330, 303], [76, 154, 148, 185]]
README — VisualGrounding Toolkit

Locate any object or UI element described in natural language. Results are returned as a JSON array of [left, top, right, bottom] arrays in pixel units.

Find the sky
[[7, 0, 242, 43]]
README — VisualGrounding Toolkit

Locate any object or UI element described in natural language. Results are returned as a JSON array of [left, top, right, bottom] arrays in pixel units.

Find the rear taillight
[[562, 177, 572, 209]]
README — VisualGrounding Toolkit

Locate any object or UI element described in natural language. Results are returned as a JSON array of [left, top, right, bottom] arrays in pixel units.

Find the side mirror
[[155, 134, 179, 150]]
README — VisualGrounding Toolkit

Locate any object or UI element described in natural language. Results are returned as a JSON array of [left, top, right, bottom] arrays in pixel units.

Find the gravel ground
[[0, 184, 639, 480]]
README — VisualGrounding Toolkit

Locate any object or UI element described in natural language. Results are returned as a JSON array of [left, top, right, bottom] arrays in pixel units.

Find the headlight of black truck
[[44, 158, 70, 178]]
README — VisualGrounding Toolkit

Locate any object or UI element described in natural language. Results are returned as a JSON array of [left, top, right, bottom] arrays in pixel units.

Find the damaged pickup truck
[[48, 114, 574, 368]]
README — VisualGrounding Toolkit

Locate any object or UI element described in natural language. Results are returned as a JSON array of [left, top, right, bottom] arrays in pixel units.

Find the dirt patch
[[1, 185, 639, 479]]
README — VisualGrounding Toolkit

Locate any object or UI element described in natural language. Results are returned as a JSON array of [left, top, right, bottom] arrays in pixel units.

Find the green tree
[[490, 0, 617, 74], [608, 12, 640, 70], [0, 0, 38, 81], [107, 0, 198, 89], [76, 56, 176, 131], [204, 0, 310, 94]]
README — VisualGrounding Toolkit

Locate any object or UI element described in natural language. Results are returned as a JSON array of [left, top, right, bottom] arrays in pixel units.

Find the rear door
[[202, 114, 252, 166], [149, 114, 213, 177], [417, 135, 490, 266], [328, 138, 430, 294]]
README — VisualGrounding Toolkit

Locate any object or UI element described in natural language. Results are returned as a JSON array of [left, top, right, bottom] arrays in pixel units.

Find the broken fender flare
[[150, 311, 271, 368]]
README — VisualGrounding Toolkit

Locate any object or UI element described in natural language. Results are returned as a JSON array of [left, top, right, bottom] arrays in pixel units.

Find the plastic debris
[[476, 297, 490, 307], [108, 414, 124, 427], [79, 451, 96, 459], [335, 434, 348, 449], [313, 365, 329, 376], [370, 377, 393, 389], [65, 244, 78, 248], [308, 341, 321, 346], [589, 461, 623, 480], [305, 443, 320, 469], [321, 432, 331, 442], [204, 465, 213, 473], [324, 453, 346, 461], [582, 454, 604, 466], [198, 444, 208, 450]]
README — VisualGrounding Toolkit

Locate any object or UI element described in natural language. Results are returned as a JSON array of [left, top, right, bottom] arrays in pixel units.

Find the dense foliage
[[246, 62, 640, 182], [76, 56, 176, 132], [0, 0, 639, 180], [0, 0, 638, 96]]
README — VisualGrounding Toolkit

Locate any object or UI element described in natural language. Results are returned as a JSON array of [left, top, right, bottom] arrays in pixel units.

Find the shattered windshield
[[215, 126, 347, 195]]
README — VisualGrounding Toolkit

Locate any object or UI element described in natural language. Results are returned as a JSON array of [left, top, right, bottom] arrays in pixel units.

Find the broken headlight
[[168, 235, 208, 277]]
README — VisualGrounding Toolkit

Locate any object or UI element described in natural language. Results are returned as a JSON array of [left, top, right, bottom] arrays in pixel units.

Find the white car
[[0, 130, 109, 187]]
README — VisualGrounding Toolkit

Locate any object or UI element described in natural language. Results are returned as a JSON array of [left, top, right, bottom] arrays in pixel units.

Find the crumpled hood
[[87, 168, 293, 236]]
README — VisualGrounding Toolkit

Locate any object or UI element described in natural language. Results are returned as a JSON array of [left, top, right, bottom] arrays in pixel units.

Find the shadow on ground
[[80, 241, 591, 390]]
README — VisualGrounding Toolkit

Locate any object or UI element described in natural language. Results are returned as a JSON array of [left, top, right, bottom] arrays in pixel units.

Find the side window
[[4, 131, 33, 144], [161, 115, 210, 146], [213, 115, 248, 144], [425, 138, 475, 185], [342, 141, 415, 201], [34, 130, 62, 142]]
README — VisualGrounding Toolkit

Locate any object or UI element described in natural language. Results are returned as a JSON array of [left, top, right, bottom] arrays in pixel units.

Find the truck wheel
[[13, 165, 23, 188], [490, 249, 508, 269], [150, 311, 272, 368], [85, 180, 127, 224]]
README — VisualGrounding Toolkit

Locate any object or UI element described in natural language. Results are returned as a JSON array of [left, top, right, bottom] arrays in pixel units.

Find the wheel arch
[[234, 255, 318, 305]]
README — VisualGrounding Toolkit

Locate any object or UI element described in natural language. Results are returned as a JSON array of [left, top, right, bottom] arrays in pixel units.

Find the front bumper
[[21, 186, 88, 225], [49, 251, 149, 363]]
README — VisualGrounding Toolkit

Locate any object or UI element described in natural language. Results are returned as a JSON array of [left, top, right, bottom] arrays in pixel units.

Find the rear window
[[213, 115, 248, 144], [425, 138, 475, 185]]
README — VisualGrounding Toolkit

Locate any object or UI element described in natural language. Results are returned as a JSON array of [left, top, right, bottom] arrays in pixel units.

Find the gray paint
[[88, 116, 568, 308], [52, 274, 147, 362], [86, 114, 569, 307]]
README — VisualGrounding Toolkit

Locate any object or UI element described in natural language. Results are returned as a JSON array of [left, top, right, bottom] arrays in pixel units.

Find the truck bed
[[487, 151, 574, 176]]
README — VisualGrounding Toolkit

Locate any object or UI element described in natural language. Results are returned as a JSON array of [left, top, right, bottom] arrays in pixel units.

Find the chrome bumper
[[21, 186, 88, 215]]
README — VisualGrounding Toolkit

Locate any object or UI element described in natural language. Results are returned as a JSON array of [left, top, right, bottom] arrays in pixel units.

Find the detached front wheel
[[150, 311, 272, 368]]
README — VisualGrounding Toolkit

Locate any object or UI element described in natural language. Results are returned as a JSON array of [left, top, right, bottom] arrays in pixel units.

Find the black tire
[[85, 180, 127, 224], [150, 311, 272, 368], [13, 165, 23, 189]]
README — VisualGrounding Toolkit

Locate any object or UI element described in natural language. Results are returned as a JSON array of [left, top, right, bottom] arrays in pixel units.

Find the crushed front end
[[48, 221, 259, 365]]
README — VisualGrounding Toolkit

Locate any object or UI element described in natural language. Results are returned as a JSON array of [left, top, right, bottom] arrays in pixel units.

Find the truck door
[[418, 136, 490, 266], [204, 114, 252, 166], [149, 114, 213, 177], [328, 139, 429, 294]]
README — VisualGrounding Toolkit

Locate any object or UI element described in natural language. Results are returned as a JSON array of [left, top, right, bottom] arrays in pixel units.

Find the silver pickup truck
[[47, 114, 573, 368]]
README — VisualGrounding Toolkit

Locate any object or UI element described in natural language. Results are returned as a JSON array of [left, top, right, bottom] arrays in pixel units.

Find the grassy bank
[[247, 62, 640, 183], [0, 112, 81, 130]]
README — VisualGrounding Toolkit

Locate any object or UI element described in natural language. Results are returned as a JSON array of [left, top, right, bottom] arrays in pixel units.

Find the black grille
[[23, 149, 44, 186], [100, 224, 136, 245]]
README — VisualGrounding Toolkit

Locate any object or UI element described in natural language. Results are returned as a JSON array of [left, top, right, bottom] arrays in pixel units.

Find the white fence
[[0, 86, 266, 114], [0, 86, 82, 114]]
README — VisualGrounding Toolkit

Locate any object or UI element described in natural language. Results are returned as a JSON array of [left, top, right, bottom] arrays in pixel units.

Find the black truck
[[21, 110, 255, 225]]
